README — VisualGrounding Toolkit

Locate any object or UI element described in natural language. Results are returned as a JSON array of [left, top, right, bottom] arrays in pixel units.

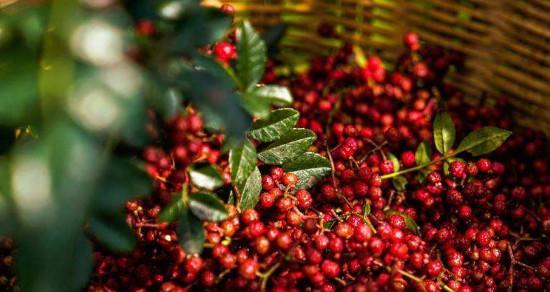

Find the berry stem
[[222, 65, 242, 90], [396, 268, 423, 283], [507, 244, 514, 292], [441, 283, 455, 292], [380, 154, 452, 180], [181, 183, 190, 204], [259, 261, 281, 292]]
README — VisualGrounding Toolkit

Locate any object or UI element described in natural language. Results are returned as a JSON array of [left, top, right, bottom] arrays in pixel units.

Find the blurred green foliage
[[0, 0, 256, 290]]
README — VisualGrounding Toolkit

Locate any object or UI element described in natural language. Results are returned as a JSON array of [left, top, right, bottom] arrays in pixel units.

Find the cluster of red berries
[[0, 238, 15, 291], [87, 21, 549, 292], [269, 29, 548, 291]]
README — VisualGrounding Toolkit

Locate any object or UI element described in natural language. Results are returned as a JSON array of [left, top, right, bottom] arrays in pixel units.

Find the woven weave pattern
[[203, 0, 549, 132]]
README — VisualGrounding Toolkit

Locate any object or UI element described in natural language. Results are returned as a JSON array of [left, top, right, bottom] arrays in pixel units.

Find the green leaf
[[236, 20, 267, 91], [385, 210, 419, 234], [155, 88, 183, 121], [193, 53, 237, 88], [387, 152, 400, 172], [323, 219, 337, 229], [248, 85, 293, 106], [229, 139, 257, 186], [415, 141, 432, 166], [171, 8, 232, 53], [179, 207, 205, 255], [0, 49, 40, 126], [89, 213, 136, 253], [69, 235, 94, 291], [158, 189, 187, 223], [240, 93, 272, 119], [248, 108, 299, 142], [241, 86, 294, 118], [93, 159, 153, 212], [258, 128, 316, 165], [433, 112, 456, 154], [227, 190, 235, 205], [188, 192, 228, 222], [118, 90, 149, 147], [392, 175, 408, 191], [455, 127, 512, 156], [238, 167, 262, 210], [189, 164, 224, 191], [261, 23, 287, 52], [180, 67, 251, 138], [0, 158, 13, 236], [362, 203, 371, 218], [416, 171, 427, 183], [283, 152, 331, 189]]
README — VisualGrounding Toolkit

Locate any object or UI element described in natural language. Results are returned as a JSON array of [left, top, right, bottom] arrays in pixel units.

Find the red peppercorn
[[213, 41, 237, 63]]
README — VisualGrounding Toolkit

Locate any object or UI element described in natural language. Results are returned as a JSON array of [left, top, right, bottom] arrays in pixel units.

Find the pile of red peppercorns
[[86, 22, 549, 292]]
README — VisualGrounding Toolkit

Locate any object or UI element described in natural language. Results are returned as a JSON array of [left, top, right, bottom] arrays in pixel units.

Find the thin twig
[[259, 261, 282, 292]]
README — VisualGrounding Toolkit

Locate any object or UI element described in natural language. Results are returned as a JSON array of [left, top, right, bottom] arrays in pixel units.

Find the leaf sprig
[[382, 111, 512, 182], [156, 19, 330, 252], [230, 107, 331, 211], [158, 184, 228, 255]]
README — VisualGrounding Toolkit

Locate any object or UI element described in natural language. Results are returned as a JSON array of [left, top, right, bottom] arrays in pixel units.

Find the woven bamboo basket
[[203, 0, 550, 133]]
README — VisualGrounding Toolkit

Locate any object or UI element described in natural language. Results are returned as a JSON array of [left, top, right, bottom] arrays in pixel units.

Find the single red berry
[[457, 205, 472, 219], [401, 151, 416, 167], [404, 32, 420, 51], [318, 100, 332, 112], [270, 167, 284, 180], [262, 175, 275, 191], [239, 259, 258, 280], [295, 189, 313, 209], [353, 223, 373, 241], [241, 209, 259, 225], [200, 270, 216, 287], [329, 237, 344, 253], [477, 159, 491, 173], [213, 41, 237, 63], [254, 237, 270, 254], [259, 192, 275, 208], [219, 253, 237, 269], [369, 237, 384, 255], [388, 214, 406, 229], [282, 173, 299, 187], [276, 197, 294, 213], [185, 256, 203, 274], [380, 160, 394, 174], [219, 3, 235, 15], [247, 221, 265, 237], [426, 260, 442, 277], [277, 232, 293, 250], [476, 230, 491, 247], [136, 20, 155, 36], [427, 172, 442, 184], [413, 62, 429, 78], [335, 222, 353, 238], [450, 160, 466, 178], [321, 259, 341, 277]]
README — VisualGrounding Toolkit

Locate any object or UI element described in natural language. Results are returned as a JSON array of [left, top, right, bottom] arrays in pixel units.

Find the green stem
[[181, 183, 189, 203], [380, 154, 453, 180], [259, 261, 281, 292], [364, 215, 377, 234], [223, 65, 242, 90], [441, 283, 455, 292], [396, 269, 423, 283]]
